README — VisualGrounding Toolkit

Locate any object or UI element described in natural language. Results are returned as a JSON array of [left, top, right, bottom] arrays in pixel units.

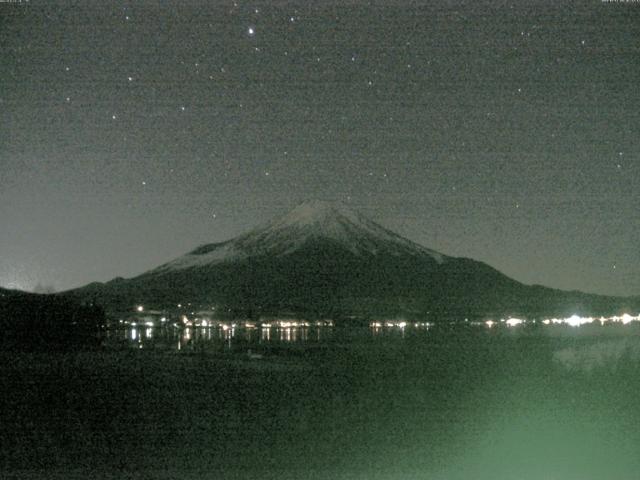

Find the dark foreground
[[2, 325, 640, 479]]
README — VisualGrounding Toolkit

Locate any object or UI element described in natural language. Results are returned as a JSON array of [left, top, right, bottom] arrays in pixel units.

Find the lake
[[2, 321, 640, 479]]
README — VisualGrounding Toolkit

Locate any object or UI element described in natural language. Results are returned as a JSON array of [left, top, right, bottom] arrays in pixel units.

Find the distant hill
[[65, 201, 639, 320], [0, 287, 105, 350]]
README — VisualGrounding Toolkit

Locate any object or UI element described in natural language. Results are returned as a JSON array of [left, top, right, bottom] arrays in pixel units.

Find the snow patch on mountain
[[150, 200, 446, 273]]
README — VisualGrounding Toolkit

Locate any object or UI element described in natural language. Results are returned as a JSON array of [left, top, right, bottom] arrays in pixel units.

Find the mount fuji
[[68, 201, 636, 320], [151, 200, 446, 273]]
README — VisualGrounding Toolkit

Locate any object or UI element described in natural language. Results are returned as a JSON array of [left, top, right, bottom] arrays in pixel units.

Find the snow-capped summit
[[150, 200, 445, 274], [271, 200, 348, 226]]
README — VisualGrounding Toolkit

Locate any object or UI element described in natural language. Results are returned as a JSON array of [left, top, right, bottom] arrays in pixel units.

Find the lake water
[[106, 318, 640, 354], [3, 322, 640, 479], [106, 321, 339, 352]]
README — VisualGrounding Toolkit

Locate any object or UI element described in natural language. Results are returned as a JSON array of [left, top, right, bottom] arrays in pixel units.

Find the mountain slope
[[66, 201, 639, 320]]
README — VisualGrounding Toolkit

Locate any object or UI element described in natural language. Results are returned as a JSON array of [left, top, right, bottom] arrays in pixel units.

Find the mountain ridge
[[65, 201, 640, 319]]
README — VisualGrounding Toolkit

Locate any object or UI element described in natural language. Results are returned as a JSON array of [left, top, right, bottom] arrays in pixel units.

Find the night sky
[[1, 0, 639, 296]]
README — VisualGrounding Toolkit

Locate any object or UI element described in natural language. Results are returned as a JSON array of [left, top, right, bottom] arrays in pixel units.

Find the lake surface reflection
[[105, 322, 339, 351], [104, 318, 444, 352], [7, 318, 640, 480], [104, 317, 640, 353]]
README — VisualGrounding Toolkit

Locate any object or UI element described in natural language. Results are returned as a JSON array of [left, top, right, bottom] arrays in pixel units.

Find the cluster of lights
[[165, 318, 335, 329], [370, 321, 431, 329], [505, 318, 524, 327], [275, 320, 309, 328], [261, 320, 333, 328], [129, 306, 639, 331], [542, 313, 640, 326], [132, 305, 334, 330], [487, 313, 640, 328]]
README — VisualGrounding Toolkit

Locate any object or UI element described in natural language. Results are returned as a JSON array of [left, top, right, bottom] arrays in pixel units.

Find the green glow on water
[[2, 327, 640, 479]]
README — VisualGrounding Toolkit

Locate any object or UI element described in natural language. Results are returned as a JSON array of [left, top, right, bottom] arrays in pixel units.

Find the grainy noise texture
[[1, 0, 638, 296]]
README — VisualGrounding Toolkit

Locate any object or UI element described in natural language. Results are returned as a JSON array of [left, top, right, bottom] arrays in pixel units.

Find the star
[[127, 76, 133, 82], [65, 97, 70, 102], [248, 27, 255, 36], [180, 106, 186, 111], [112, 114, 117, 120]]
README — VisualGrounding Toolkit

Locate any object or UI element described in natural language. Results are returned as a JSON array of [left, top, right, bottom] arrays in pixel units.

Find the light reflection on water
[[107, 316, 640, 352], [107, 323, 338, 351], [111, 319, 439, 351]]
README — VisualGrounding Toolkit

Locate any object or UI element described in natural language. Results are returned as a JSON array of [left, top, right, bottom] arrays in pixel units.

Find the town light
[[505, 318, 523, 327]]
